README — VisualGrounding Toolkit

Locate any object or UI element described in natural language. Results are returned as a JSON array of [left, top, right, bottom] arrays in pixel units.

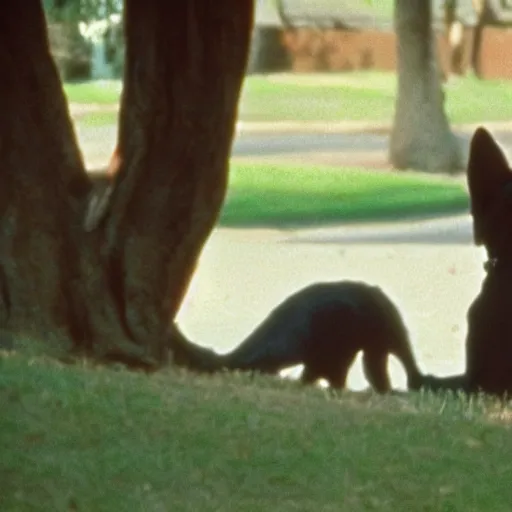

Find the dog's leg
[[394, 349, 424, 391], [325, 354, 357, 390], [301, 360, 351, 390], [362, 351, 392, 393], [421, 373, 469, 393], [300, 365, 320, 386]]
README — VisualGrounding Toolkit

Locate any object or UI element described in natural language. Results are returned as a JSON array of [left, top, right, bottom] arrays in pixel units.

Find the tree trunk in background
[[470, 0, 486, 77], [390, 0, 462, 172], [0, 1, 253, 368], [247, 28, 289, 74]]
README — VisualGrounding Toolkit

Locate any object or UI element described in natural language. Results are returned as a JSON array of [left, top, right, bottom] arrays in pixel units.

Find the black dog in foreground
[[173, 281, 424, 393], [423, 127, 512, 397]]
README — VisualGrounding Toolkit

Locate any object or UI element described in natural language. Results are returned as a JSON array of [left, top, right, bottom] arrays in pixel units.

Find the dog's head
[[467, 127, 512, 257]]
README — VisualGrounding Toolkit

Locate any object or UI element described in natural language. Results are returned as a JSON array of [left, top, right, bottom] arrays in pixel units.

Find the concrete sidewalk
[[177, 221, 484, 391]]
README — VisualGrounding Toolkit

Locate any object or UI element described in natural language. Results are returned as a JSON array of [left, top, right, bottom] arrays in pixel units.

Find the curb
[[235, 120, 512, 136], [235, 120, 392, 135]]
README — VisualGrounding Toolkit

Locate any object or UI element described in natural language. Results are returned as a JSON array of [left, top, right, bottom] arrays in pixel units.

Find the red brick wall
[[281, 27, 512, 80], [479, 27, 512, 79]]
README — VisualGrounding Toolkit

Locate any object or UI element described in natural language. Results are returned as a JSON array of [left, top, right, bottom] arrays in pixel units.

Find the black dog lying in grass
[[422, 128, 512, 397], [173, 281, 424, 393]]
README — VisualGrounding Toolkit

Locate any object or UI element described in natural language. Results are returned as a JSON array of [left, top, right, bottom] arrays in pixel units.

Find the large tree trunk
[[390, 0, 462, 173], [0, 1, 253, 368]]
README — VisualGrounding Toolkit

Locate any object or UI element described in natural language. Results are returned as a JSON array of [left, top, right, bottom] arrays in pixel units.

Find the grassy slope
[[65, 74, 512, 125], [2, 353, 512, 512], [239, 73, 512, 124], [220, 163, 468, 227]]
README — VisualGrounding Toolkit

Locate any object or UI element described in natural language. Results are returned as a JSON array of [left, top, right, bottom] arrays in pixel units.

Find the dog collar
[[483, 258, 512, 273], [484, 258, 497, 272]]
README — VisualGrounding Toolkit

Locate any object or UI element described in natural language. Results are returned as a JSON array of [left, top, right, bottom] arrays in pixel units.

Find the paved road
[[76, 124, 393, 160], [77, 122, 512, 173], [233, 129, 512, 162], [233, 131, 390, 156]]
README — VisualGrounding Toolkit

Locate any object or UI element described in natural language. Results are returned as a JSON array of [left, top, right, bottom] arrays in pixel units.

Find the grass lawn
[[3, 352, 512, 511], [64, 80, 123, 105], [239, 73, 397, 123], [219, 162, 468, 227], [239, 72, 512, 124], [66, 73, 512, 125]]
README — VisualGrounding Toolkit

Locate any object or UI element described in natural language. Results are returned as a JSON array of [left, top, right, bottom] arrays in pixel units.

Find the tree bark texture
[[0, 1, 254, 367], [390, 0, 462, 173]]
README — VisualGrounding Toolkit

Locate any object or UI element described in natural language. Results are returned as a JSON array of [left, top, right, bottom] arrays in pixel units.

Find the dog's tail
[[169, 325, 225, 374]]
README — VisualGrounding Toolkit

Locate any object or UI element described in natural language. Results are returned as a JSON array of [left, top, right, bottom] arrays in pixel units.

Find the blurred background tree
[[390, 0, 462, 172], [43, 0, 124, 80]]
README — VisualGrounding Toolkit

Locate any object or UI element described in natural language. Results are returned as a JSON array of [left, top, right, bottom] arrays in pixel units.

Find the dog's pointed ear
[[468, 127, 510, 217]]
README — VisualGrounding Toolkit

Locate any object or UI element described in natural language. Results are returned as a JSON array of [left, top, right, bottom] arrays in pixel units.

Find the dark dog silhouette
[[423, 128, 512, 396], [174, 281, 424, 393], [223, 281, 424, 392]]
